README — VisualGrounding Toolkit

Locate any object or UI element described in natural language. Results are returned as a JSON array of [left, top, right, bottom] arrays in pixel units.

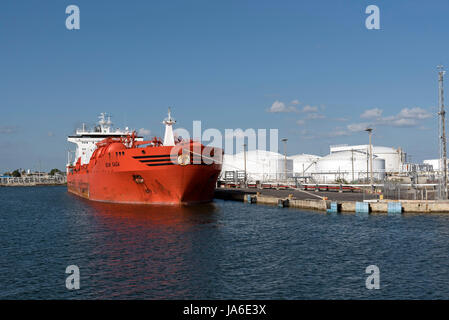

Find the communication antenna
[[438, 65, 447, 199]]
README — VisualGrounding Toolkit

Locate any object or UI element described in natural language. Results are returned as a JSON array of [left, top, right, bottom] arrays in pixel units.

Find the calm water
[[1, 186, 449, 299]]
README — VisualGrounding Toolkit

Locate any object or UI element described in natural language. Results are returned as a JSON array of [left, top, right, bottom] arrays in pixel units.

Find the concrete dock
[[214, 187, 449, 214]]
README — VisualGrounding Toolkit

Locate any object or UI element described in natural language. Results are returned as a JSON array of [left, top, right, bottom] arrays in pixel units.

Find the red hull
[[67, 144, 222, 205]]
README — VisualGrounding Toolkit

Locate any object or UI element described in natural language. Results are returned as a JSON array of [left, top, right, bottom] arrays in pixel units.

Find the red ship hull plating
[[67, 144, 222, 205]]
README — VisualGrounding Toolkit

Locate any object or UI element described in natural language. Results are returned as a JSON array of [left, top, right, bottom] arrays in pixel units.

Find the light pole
[[351, 149, 354, 182], [365, 128, 373, 186], [281, 138, 288, 181], [243, 143, 247, 187]]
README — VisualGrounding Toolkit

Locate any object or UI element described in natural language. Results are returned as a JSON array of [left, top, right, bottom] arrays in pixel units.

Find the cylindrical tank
[[371, 146, 403, 173], [289, 154, 321, 176], [314, 150, 385, 183], [330, 145, 403, 173], [222, 150, 293, 182]]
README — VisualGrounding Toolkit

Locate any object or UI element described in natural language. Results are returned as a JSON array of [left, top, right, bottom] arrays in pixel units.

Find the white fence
[[0, 175, 67, 185]]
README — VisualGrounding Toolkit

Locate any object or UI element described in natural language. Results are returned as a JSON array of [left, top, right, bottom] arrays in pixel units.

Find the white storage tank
[[314, 150, 385, 183], [423, 159, 440, 171], [289, 154, 321, 176], [330, 145, 404, 173], [222, 150, 293, 182]]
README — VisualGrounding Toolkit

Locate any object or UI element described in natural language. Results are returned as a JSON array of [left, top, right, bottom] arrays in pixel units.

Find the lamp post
[[365, 128, 373, 186], [281, 138, 288, 181], [243, 143, 247, 187], [351, 149, 354, 182]]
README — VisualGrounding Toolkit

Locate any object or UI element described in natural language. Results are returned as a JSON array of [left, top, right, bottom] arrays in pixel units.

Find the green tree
[[11, 170, 21, 177], [49, 168, 62, 176]]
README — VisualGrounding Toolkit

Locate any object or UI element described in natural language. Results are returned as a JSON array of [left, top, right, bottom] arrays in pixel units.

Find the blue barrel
[[277, 199, 289, 208], [388, 202, 402, 214], [246, 194, 256, 204], [355, 202, 370, 214], [327, 202, 339, 213]]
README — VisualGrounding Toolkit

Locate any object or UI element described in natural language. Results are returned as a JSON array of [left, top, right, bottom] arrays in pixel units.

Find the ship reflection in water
[[87, 200, 220, 227], [80, 200, 223, 299]]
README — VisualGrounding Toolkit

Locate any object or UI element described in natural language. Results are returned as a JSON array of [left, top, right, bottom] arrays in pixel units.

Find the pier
[[214, 186, 449, 214]]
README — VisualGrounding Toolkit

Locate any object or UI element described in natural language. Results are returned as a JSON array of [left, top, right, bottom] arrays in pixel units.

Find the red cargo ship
[[66, 110, 222, 204]]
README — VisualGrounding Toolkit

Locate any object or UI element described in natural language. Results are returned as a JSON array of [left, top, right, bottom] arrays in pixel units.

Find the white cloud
[[267, 100, 298, 113], [268, 100, 285, 112], [397, 107, 432, 120], [302, 105, 318, 113], [377, 107, 432, 127], [321, 106, 432, 138], [361, 108, 383, 119], [296, 119, 305, 125], [354, 106, 433, 129], [291, 99, 300, 105], [138, 128, 151, 136], [306, 113, 325, 120], [389, 118, 416, 127]]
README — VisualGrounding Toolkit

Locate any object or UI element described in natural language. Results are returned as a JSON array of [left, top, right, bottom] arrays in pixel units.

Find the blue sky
[[1, 0, 448, 171]]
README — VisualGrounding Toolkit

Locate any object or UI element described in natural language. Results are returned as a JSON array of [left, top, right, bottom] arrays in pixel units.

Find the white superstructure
[[67, 113, 143, 165]]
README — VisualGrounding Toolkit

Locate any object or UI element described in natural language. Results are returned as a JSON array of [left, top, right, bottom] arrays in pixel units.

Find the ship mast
[[98, 112, 112, 133], [163, 107, 176, 146]]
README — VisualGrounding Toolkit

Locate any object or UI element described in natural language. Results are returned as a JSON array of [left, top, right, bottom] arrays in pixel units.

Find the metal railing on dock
[[0, 176, 67, 186]]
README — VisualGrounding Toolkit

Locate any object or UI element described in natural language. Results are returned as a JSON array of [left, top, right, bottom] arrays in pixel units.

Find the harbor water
[[1, 186, 449, 299]]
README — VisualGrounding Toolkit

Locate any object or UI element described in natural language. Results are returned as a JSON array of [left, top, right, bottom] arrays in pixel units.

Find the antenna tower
[[438, 65, 447, 199]]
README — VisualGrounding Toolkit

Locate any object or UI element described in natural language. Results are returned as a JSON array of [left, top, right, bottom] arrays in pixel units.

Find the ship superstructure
[[68, 113, 143, 165]]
